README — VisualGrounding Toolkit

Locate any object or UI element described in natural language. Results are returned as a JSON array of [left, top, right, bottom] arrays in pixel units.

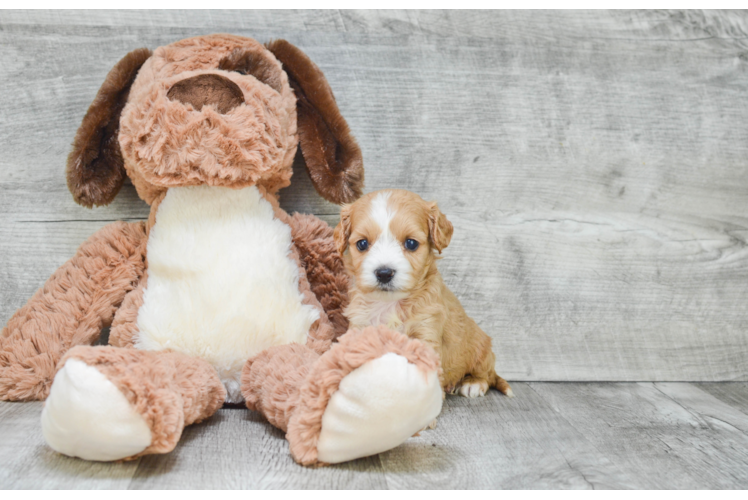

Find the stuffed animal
[[0, 34, 443, 466]]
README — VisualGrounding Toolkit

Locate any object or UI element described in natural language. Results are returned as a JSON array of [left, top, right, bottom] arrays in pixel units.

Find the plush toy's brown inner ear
[[67, 48, 152, 208], [218, 48, 284, 94], [265, 39, 364, 205]]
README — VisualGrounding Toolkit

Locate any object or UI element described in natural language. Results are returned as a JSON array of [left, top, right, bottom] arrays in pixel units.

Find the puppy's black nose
[[375, 267, 395, 284]]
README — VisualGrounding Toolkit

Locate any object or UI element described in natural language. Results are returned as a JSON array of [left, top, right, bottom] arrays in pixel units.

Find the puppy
[[334, 189, 513, 398]]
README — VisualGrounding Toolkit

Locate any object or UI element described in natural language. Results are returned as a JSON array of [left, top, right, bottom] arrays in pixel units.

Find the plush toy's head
[[66, 34, 364, 207]]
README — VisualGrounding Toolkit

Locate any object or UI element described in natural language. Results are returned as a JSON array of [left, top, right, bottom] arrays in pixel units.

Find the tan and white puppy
[[334, 189, 513, 398]]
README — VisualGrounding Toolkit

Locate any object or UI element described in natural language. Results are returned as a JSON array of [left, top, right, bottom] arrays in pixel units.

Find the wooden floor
[[1, 382, 747, 489]]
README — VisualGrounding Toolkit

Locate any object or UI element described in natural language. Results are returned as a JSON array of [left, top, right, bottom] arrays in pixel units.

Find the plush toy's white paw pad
[[457, 380, 488, 398], [41, 359, 152, 461], [316, 353, 442, 464]]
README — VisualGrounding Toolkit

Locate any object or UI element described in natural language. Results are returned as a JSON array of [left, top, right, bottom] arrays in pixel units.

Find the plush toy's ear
[[427, 202, 454, 254], [66, 48, 152, 208], [333, 204, 353, 256], [266, 40, 364, 205]]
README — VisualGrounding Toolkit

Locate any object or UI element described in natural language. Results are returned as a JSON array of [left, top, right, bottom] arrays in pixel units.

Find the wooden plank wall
[[1, 10, 747, 381]]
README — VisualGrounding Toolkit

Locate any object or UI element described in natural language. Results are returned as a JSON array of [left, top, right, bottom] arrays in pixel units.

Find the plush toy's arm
[[288, 213, 351, 340], [0, 221, 147, 401]]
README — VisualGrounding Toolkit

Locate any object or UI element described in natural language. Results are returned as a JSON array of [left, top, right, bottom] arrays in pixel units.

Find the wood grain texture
[[378, 383, 640, 489], [128, 409, 387, 489], [531, 382, 748, 489], [3, 383, 748, 489], [694, 383, 748, 415], [1, 10, 747, 381], [0, 401, 142, 489]]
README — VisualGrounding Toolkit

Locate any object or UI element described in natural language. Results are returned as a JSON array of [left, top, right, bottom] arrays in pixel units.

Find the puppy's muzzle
[[167, 74, 244, 114], [375, 267, 396, 285]]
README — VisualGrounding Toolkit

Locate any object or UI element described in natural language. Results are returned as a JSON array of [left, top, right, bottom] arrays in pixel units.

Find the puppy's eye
[[404, 239, 419, 251], [356, 239, 369, 252]]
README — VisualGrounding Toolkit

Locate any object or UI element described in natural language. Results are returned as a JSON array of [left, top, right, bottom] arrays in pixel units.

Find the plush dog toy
[[0, 34, 442, 466]]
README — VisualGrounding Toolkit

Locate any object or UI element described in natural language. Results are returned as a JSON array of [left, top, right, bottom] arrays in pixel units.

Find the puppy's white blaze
[[362, 192, 413, 291], [370, 191, 395, 233]]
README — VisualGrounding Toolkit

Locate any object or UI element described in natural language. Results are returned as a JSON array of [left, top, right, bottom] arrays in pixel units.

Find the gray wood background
[[1, 10, 748, 381]]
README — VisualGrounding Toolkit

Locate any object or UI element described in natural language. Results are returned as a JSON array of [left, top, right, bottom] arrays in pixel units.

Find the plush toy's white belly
[[135, 185, 319, 403]]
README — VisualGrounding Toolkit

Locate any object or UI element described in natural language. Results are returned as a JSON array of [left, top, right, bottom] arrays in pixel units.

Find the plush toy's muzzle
[[118, 36, 298, 201]]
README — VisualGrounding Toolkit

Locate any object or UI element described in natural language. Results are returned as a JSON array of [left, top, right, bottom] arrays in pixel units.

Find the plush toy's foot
[[41, 346, 225, 461], [42, 357, 152, 461], [314, 351, 442, 463], [286, 326, 443, 466]]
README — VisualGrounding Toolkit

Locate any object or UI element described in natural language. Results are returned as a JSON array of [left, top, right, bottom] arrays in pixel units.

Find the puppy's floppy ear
[[333, 204, 353, 256], [66, 48, 152, 208], [427, 202, 453, 254], [265, 39, 364, 205]]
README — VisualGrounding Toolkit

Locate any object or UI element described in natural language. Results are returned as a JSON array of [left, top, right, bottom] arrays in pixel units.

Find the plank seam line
[[561, 455, 595, 490], [652, 383, 715, 431]]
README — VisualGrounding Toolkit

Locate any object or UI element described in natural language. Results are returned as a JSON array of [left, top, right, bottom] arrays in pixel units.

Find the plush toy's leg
[[242, 325, 443, 466], [41, 345, 225, 461], [0, 221, 147, 401]]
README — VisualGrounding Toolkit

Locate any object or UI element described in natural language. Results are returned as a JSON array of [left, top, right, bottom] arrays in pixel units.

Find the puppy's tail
[[489, 371, 514, 398]]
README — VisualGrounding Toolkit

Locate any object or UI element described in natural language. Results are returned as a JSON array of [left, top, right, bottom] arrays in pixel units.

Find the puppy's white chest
[[135, 185, 319, 402], [348, 296, 404, 333]]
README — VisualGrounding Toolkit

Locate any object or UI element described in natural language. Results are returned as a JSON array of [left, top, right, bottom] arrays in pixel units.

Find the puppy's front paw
[[456, 378, 489, 398]]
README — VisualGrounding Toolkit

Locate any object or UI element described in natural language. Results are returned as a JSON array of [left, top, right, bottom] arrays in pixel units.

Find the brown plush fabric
[[61, 345, 226, 458], [241, 343, 319, 432], [167, 74, 245, 114], [241, 325, 440, 466], [218, 47, 284, 94], [67, 48, 152, 208], [0, 222, 147, 401], [287, 326, 441, 466], [290, 241, 335, 356], [119, 35, 298, 199], [109, 274, 147, 349], [288, 213, 351, 339], [266, 39, 364, 205]]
